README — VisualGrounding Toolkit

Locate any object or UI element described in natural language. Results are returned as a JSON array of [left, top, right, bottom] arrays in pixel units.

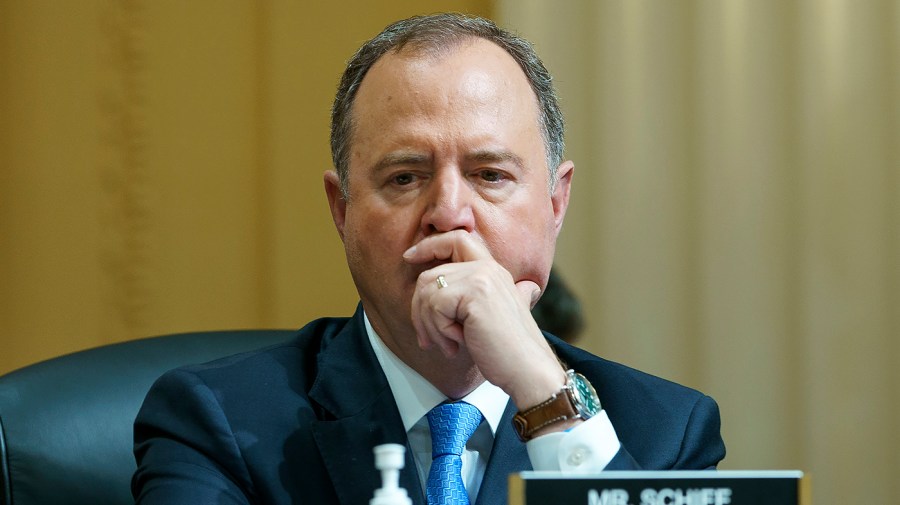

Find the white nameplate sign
[[509, 470, 808, 505]]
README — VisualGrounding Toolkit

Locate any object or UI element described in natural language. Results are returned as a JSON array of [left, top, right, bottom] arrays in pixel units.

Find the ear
[[550, 160, 574, 234], [324, 170, 347, 241]]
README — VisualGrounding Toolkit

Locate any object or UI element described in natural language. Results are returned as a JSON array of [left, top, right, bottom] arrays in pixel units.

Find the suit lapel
[[308, 307, 540, 505], [475, 400, 532, 505], [309, 307, 426, 505]]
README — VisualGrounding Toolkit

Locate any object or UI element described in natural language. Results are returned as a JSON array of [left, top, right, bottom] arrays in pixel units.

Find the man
[[532, 269, 586, 342], [133, 13, 725, 505]]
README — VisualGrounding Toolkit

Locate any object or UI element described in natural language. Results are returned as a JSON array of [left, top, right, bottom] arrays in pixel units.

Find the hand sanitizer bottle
[[370, 443, 413, 505]]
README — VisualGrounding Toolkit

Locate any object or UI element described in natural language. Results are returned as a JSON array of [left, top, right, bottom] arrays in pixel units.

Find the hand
[[403, 230, 567, 409]]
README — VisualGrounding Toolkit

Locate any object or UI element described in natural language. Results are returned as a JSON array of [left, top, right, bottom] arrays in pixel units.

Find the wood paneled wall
[[0, 0, 491, 373]]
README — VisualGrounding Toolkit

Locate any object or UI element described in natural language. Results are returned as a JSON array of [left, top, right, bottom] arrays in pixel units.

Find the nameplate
[[509, 470, 808, 505]]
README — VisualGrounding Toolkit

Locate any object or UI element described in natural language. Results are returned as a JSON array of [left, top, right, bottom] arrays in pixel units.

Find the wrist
[[512, 369, 602, 442], [507, 362, 567, 411]]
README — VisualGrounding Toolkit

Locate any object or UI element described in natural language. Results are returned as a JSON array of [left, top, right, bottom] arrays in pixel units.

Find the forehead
[[349, 37, 544, 154], [366, 37, 533, 97]]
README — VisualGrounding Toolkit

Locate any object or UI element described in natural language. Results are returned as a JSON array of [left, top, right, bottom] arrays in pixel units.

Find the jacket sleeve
[[672, 394, 726, 469], [132, 369, 255, 505], [605, 395, 725, 470], [606, 394, 725, 471]]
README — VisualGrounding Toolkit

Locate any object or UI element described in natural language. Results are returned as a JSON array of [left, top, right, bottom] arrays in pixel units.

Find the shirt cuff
[[525, 410, 620, 473]]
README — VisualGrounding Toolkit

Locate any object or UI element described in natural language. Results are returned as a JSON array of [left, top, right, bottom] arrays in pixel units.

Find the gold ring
[[436, 275, 448, 289]]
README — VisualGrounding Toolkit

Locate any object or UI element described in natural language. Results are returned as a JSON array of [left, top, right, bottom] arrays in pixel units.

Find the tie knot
[[427, 402, 483, 458]]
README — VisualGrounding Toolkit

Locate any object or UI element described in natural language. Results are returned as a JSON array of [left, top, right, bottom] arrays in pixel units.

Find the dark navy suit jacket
[[132, 306, 725, 505]]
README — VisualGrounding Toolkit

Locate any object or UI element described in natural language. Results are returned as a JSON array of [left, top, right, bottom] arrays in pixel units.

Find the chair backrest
[[0, 330, 295, 505]]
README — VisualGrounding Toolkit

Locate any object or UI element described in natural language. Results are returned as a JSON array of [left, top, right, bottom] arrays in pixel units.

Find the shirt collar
[[364, 311, 509, 434]]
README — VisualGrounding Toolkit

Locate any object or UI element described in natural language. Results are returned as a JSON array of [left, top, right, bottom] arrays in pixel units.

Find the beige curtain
[[498, 0, 898, 503]]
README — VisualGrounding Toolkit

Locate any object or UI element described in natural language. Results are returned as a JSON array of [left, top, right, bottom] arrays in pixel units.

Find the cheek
[[489, 199, 557, 241], [481, 207, 555, 269], [484, 216, 553, 260], [344, 203, 417, 258]]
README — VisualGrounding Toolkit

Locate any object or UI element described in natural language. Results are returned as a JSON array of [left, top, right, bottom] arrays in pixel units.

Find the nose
[[421, 169, 475, 235]]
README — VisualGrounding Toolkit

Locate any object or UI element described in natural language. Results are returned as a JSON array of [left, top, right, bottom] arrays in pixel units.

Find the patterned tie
[[425, 401, 483, 505]]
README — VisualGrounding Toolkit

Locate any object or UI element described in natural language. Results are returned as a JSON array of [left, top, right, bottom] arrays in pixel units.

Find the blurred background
[[1, 1, 897, 503]]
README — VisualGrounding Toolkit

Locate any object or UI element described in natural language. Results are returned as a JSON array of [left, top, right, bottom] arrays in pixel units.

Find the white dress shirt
[[364, 313, 622, 501]]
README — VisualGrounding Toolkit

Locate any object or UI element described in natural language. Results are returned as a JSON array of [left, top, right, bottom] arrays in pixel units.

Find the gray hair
[[330, 13, 565, 199]]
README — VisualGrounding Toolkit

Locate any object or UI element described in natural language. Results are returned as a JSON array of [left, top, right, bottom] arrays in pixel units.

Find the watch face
[[568, 371, 602, 418]]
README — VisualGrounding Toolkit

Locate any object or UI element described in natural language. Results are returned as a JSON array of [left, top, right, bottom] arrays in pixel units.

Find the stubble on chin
[[418, 345, 485, 400]]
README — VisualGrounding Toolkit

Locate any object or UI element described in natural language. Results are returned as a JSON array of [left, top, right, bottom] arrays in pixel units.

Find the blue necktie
[[426, 402, 483, 505]]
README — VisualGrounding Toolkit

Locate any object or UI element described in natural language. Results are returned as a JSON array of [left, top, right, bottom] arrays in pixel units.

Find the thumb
[[515, 280, 542, 309]]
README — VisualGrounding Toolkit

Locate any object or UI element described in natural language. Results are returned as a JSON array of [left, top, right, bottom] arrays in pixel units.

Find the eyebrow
[[466, 149, 525, 169], [372, 149, 526, 172], [373, 152, 431, 172]]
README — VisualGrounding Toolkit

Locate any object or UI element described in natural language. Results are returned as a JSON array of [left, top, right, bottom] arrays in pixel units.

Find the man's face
[[325, 38, 573, 353]]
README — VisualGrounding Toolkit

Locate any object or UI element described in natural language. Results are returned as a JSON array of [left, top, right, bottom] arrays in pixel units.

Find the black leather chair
[[0, 329, 295, 505]]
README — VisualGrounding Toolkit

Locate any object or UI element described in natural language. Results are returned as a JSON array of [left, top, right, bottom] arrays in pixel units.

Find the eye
[[478, 169, 505, 183], [392, 172, 416, 185]]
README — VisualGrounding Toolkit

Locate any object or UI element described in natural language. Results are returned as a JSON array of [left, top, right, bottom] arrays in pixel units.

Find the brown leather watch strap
[[512, 388, 578, 442]]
